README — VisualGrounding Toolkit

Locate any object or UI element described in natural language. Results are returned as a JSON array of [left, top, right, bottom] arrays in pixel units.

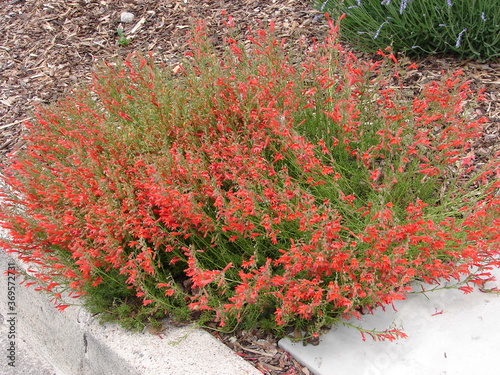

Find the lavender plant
[[316, 0, 500, 60]]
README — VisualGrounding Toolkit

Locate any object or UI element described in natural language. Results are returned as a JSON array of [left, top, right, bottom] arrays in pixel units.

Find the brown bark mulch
[[0, 1, 498, 374]]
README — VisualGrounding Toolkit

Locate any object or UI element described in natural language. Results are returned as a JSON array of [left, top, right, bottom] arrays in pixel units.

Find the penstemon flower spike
[[0, 16, 498, 342]]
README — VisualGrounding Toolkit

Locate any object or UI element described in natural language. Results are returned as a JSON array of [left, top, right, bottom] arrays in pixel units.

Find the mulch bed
[[1, 1, 498, 374]]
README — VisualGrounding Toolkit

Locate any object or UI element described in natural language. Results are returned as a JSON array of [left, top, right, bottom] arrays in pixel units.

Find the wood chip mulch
[[0, 1, 498, 374]]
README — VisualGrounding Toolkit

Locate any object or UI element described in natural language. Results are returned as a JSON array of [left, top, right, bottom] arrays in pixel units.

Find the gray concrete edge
[[0, 249, 260, 375]]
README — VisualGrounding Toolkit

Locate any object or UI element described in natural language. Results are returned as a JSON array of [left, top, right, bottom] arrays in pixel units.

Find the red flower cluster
[[1, 17, 498, 340]]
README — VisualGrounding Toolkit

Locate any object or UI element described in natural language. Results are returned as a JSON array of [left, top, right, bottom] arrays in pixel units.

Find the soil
[[0, 1, 498, 374]]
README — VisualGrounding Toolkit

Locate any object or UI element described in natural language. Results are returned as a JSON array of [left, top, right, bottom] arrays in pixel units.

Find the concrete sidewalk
[[279, 267, 500, 375], [0, 250, 260, 375]]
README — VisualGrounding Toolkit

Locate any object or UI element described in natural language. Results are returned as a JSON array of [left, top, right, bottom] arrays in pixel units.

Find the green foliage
[[316, 0, 500, 60], [117, 28, 131, 47], [80, 268, 168, 331]]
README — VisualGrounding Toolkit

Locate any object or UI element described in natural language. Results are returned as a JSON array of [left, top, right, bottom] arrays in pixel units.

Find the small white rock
[[120, 12, 135, 23]]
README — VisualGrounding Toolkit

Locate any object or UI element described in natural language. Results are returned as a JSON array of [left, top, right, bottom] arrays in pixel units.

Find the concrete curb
[[0, 250, 260, 375]]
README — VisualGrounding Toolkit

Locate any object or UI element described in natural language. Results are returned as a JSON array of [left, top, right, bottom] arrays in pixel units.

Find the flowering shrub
[[316, 0, 500, 60], [1, 17, 499, 341]]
